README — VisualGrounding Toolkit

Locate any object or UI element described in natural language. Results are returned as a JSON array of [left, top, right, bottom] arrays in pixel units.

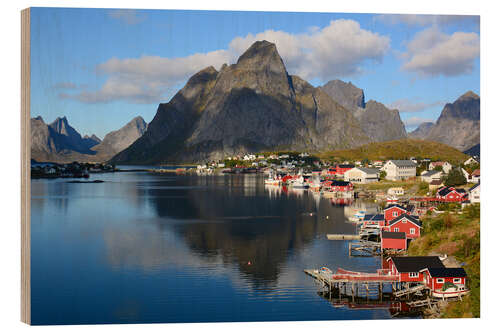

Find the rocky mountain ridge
[[112, 40, 370, 164], [320, 80, 407, 142]]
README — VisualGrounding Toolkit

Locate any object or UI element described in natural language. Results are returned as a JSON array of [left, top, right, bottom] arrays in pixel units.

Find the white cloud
[[404, 116, 434, 128], [108, 9, 146, 25], [389, 98, 444, 113], [64, 19, 390, 104], [229, 19, 390, 80], [401, 26, 479, 77], [375, 14, 479, 28]]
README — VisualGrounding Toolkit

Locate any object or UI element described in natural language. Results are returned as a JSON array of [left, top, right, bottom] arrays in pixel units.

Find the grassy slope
[[318, 139, 469, 165], [408, 204, 480, 318]]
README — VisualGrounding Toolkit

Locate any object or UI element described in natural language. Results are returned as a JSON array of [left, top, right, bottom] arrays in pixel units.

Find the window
[[393, 211, 398, 217], [410, 228, 415, 234], [453, 278, 461, 283], [437, 278, 445, 283], [394, 227, 399, 232], [402, 219, 407, 223], [409, 272, 419, 278]]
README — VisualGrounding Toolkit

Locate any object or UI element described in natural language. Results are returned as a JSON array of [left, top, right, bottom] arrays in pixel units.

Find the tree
[[433, 165, 443, 172], [444, 168, 467, 187], [379, 170, 387, 180]]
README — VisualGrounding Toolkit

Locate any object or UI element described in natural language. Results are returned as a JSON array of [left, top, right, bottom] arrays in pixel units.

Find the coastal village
[[30, 151, 480, 318], [195, 152, 481, 317]]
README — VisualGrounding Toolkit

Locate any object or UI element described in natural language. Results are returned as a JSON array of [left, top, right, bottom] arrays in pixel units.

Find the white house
[[381, 160, 417, 181], [429, 161, 452, 174], [387, 187, 405, 196], [243, 154, 256, 161], [469, 182, 480, 204], [344, 167, 380, 184], [420, 170, 443, 183], [464, 157, 479, 166]]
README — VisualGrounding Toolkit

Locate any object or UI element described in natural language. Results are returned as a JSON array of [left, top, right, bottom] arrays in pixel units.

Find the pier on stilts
[[304, 268, 399, 301]]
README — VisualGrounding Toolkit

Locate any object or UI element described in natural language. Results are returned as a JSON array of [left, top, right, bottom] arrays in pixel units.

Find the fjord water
[[30, 171, 390, 325]]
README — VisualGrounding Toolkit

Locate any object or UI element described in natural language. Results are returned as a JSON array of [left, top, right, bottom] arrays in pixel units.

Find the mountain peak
[[458, 90, 479, 101], [236, 40, 285, 73]]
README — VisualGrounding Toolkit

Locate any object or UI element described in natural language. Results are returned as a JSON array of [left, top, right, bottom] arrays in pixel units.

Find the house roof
[[430, 179, 443, 185], [388, 214, 422, 227], [330, 180, 351, 187], [337, 164, 355, 169], [469, 182, 480, 192], [422, 170, 441, 177], [363, 214, 385, 221], [424, 267, 467, 278], [355, 167, 380, 175], [384, 204, 407, 211], [389, 256, 445, 272], [430, 161, 448, 166], [381, 231, 406, 239], [437, 187, 454, 196], [389, 160, 417, 167], [471, 169, 480, 176]]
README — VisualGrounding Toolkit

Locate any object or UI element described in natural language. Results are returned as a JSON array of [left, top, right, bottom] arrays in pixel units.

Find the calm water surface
[[31, 171, 391, 325]]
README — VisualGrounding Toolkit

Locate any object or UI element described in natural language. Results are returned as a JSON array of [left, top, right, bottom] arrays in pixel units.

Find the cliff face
[[112, 41, 370, 164], [320, 80, 407, 143], [321, 79, 365, 111], [424, 91, 480, 151]]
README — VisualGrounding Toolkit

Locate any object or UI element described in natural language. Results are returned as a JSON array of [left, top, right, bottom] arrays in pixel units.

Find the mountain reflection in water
[[30, 172, 389, 324]]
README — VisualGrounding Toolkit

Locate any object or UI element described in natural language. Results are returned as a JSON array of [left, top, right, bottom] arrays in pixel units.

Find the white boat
[[431, 284, 470, 299], [264, 172, 281, 186], [291, 175, 310, 189]]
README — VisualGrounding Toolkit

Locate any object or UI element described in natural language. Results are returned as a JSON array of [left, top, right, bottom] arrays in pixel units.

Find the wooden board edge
[[21, 7, 31, 326]]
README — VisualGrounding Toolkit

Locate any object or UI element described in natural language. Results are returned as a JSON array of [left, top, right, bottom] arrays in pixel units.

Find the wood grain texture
[[21, 7, 31, 325]]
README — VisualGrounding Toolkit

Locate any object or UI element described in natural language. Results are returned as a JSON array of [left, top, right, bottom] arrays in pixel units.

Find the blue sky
[[30, 7, 480, 138]]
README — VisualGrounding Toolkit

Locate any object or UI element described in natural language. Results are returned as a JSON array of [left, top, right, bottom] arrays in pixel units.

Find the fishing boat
[[291, 175, 310, 189], [264, 172, 281, 186], [309, 174, 322, 192], [431, 284, 470, 299]]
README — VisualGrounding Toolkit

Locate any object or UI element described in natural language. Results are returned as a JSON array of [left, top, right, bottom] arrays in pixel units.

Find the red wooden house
[[386, 256, 445, 283], [324, 180, 354, 192], [381, 231, 407, 250], [385, 214, 422, 239], [327, 164, 354, 177], [420, 267, 468, 298], [362, 214, 385, 228], [436, 186, 468, 202], [383, 204, 408, 223]]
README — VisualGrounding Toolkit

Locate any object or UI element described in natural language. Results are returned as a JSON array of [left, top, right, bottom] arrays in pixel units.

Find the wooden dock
[[326, 234, 360, 240], [304, 267, 400, 302]]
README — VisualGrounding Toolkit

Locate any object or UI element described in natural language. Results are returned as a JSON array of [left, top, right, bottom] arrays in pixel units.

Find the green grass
[[318, 139, 469, 165], [408, 204, 480, 318]]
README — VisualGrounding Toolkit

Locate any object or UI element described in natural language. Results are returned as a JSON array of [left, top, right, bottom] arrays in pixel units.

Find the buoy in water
[[247, 261, 251, 265]]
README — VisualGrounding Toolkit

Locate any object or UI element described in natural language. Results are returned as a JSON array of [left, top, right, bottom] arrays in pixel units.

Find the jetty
[[326, 234, 360, 240]]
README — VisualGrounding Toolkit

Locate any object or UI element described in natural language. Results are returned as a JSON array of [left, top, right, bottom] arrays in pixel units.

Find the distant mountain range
[[31, 116, 147, 163], [31, 40, 480, 164], [409, 91, 480, 151]]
